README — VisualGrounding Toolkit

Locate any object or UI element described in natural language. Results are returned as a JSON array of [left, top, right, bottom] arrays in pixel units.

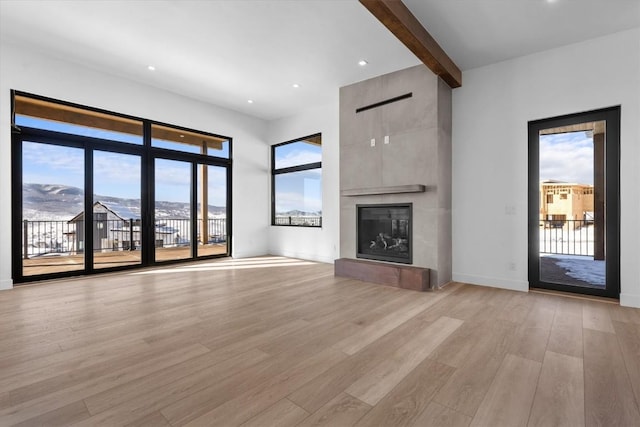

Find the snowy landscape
[[22, 183, 320, 256], [539, 222, 604, 286]]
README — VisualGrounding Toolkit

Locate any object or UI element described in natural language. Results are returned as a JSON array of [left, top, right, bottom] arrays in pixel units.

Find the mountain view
[[22, 183, 226, 220], [22, 183, 320, 221]]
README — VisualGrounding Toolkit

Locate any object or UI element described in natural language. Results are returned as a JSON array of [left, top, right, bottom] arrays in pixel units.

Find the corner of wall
[[0, 278, 13, 291], [453, 273, 529, 292], [620, 292, 640, 308]]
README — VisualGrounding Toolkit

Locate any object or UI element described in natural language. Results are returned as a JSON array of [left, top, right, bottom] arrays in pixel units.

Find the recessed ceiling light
[[247, 99, 254, 104], [292, 83, 300, 88], [147, 65, 156, 71], [358, 60, 368, 66]]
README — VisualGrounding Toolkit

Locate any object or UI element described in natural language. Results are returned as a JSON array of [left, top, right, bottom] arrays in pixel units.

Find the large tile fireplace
[[336, 65, 452, 290]]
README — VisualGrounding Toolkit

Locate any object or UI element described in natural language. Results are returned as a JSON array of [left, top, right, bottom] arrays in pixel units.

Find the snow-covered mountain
[[22, 183, 226, 220]]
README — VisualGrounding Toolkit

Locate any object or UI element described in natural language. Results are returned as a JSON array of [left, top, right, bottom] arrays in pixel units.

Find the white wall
[[452, 28, 640, 307], [0, 41, 270, 289], [267, 102, 340, 264]]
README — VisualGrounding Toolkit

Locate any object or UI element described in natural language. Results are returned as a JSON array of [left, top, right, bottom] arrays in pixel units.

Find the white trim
[[620, 292, 640, 308], [273, 250, 334, 264], [0, 278, 13, 291], [452, 273, 528, 292]]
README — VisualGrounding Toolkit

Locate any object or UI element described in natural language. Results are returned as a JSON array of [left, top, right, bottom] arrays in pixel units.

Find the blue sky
[[539, 131, 593, 185], [274, 141, 322, 213], [18, 116, 321, 212], [18, 116, 228, 206]]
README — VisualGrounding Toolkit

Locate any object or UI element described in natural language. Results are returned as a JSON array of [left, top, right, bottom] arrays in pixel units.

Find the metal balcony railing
[[539, 219, 596, 256], [22, 217, 227, 258], [274, 216, 322, 227]]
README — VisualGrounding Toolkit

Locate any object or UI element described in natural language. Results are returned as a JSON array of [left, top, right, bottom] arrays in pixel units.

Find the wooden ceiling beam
[[359, 0, 462, 88]]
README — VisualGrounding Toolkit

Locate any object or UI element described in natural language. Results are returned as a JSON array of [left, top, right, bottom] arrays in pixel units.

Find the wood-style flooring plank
[[11, 400, 91, 427], [180, 347, 347, 427], [346, 316, 463, 405], [612, 320, 640, 415], [240, 398, 309, 427], [159, 317, 358, 426], [428, 304, 496, 368], [608, 304, 640, 325], [496, 291, 535, 325], [332, 287, 456, 356], [288, 314, 437, 414], [507, 302, 554, 363], [0, 258, 638, 427], [0, 344, 210, 426], [0, 392, 10, 411], [410, 401, 471, 427], [546, 310, 583, 359], [297, 393, 371, 427], [354, 358, 454, 427], [583, 328, 640, 426], [433, 321, 514, 417], [583, 300, 615, 333], [470, 354, 541, 427], [79, 348, 270, 423], [0, 338, 153, 398], [527, 351, 584, 427], [124, 410, 172, 427]]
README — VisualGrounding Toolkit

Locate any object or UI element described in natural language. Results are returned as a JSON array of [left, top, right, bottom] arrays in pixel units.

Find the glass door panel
[[93, 151, 142, 269], [197, 164, 228, 257], [529, 107, 620, 299], [155, 158, 192, 262], [21, 142, 85, 276], [538, 125, 604, 288]]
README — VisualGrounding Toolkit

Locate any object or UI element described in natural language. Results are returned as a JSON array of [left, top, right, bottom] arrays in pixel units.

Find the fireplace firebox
[[357, 203, 412, 264]]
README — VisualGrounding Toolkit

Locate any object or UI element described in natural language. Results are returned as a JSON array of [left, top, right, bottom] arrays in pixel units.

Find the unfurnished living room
[[0, 1, 639, 426]]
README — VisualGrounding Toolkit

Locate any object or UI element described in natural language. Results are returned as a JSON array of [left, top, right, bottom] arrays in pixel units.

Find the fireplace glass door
[[357, 203, 412, 264]]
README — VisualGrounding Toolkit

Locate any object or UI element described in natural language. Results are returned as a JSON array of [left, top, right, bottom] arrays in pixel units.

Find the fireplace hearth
[[357, 203, 412, 264]]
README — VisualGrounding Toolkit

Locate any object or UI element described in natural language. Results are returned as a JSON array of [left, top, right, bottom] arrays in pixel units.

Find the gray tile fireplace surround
[[338, 65, 452, 288]]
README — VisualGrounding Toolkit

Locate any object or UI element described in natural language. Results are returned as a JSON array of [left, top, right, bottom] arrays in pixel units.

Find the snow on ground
[[541, 253, 605, 286]]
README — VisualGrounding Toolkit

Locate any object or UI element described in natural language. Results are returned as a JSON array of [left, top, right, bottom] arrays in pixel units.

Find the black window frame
[[271, 133, 322, 227], [11, 90, 233, 284], [528, 106, 620, 299]]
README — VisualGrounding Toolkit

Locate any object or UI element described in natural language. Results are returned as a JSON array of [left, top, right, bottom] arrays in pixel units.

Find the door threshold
[[530, 287, 619, 304]]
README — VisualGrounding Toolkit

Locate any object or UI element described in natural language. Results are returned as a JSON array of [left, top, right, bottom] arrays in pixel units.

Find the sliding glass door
[[93, 151, 142, 270], [12, 91, 232, 284], [154, 158, 193, 262], [20, 141, 85, 277]]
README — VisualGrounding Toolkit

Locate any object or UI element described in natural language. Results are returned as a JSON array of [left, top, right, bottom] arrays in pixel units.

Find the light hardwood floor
[[0, 256, 639, 426]]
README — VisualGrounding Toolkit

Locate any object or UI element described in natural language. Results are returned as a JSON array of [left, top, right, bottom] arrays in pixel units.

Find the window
[[560, 193, 568, 200], [546, 194, 554, 203], [272, 134, 322, 227], [12, 91, 232, 283]]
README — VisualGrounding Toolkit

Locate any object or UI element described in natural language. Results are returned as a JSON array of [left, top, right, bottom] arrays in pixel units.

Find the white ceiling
[[404, 0, 640, 71], [1, 0, 638, 121]]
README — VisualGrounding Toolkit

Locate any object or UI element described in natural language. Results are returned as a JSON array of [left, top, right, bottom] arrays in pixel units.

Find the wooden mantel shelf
[[341, 184, 426, 197]]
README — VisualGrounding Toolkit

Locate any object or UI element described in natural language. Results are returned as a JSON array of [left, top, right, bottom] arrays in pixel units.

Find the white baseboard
[[231, 250, 269, 259], [452, 273, 528, 292], [269, 250, 335, 264], [0, 278, 13, 291], [620, 293, 640, 308]]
